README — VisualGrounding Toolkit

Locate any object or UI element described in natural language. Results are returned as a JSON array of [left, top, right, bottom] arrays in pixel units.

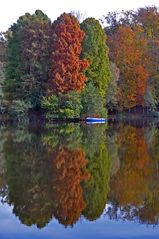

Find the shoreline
[[1, 111, 159, 125]]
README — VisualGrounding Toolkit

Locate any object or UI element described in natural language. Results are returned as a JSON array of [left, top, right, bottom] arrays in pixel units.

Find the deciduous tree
[[108, 25, 148, 109], [49, 13, 88, 94]]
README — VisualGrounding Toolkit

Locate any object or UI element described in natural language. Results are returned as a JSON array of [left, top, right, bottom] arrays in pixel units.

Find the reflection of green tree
[[0, 127, 7, 199], [106, 124, 120, 176], [82, 124, 111, 220], [4, 131, 54, 228], [42, 123, 82, 150], [82, 124, 107, 157]]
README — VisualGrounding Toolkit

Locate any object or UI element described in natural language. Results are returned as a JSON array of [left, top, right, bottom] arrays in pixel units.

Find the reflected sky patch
[[1, 204, 159, 239]]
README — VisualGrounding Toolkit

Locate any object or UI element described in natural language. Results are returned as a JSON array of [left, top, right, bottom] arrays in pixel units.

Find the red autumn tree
[[108, 25, 148, 109], [136, 7, 159, 104], [49, 13, 89, 94]]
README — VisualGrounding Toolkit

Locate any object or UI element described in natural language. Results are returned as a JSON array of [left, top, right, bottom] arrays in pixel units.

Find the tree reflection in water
[[82, 124, 111, 220], [107, 124, 159, 225], [1, 123, 159, 228], [52, 146, 89, 226], [4, 131, 54, 228]]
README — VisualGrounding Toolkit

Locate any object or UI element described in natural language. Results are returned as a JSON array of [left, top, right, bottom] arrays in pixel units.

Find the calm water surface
[[1, 122, 159, 238]]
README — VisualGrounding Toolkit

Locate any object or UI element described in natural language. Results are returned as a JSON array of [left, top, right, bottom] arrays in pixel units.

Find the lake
[[1, 121, 159, 238]]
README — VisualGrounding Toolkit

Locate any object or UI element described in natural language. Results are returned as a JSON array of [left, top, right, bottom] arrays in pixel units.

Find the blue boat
[[86, 117, 107, 124]]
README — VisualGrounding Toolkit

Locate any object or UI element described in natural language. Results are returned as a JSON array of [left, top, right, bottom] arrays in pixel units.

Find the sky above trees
[[1, 0, 159, 31]]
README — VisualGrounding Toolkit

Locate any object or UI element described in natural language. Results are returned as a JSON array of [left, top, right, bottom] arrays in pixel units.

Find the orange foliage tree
[[49, 13, 89, 94], [52, 146, 89, 226], [108, 25, 148, 109], [136, 7, 159, 104]]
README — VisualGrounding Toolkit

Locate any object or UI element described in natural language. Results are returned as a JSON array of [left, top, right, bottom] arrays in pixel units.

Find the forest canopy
[[1, 6, 159, 120]]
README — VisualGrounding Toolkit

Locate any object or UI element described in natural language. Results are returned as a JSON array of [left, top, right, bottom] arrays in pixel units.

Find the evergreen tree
[[81, 18, 111, 98], [4, 10, 51, 108]]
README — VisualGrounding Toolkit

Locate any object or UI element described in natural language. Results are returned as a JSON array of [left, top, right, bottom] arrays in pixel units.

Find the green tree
[[42, 91, 83, 119], [81, 82, 106, 117], [81, 17, 111, 98], [4, 10, 51, 108]]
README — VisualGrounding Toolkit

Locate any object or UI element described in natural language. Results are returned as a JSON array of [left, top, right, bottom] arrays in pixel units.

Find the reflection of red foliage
[[52, 147, 89, 226], [110, 126, 149, 206], [136, 130, 149, 169], [49, 13, 89, 94]]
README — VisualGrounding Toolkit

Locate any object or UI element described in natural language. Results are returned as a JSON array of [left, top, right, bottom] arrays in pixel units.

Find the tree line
[[1, 6, 159, 119], [104, 6, 159, 113]]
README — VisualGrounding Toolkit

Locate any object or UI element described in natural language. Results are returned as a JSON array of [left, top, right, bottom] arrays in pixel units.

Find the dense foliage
[[81, 18, 111, 98], [108, 25, 148, 109], [104, 6, 159, 111], [4, 10, 51, 108], [49, 13, 88, 94], [2, 6, 159, 119], [1, 122, 159, 227]]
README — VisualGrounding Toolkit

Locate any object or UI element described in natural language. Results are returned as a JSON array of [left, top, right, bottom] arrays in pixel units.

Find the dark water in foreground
[[1, 122, 159, 238]]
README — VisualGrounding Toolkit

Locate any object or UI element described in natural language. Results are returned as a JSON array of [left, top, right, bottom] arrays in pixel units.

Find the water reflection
[[4, 130, 54, 228], [1, 122, 159, 229], [107, 124, 159, 225]]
